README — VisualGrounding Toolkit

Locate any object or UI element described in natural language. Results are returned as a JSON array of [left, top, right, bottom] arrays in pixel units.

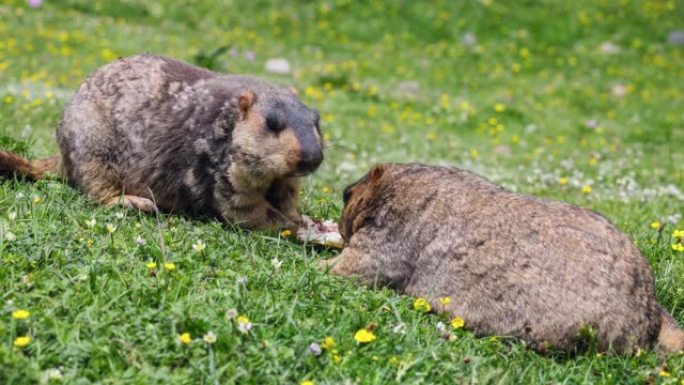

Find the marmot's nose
[[297, 149, 323, 175]]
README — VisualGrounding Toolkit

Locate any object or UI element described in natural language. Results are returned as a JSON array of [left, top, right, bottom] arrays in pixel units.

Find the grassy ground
[[1, 0, 684, 383]]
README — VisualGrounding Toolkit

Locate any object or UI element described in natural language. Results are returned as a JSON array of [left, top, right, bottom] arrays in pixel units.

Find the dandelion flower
[[164, 262, 176, 272], [106, 223, 117, 233], [225, 308, 238, 320], [581, 185, 592, 194], [438, 297, 451, 307], [658, 369, 670, 377], [672, 229, 684, 238], [179, 332, 192, 345], [559, 177, 568, 186], [203, 331, 217, 344], [672, 244, 684, 252], [11, 309, 30, 320], [192, 240, 206, 253], [413, 297, 432, 313], [451, 317, 465, 329], [300, 381, 314, 385], [14, 336, 31, 347], [280, 230, 292, 238], [237, 315, 252, 333], [321, 336, 336, 350], [651, 221, 662, 230], [146, 261, 157, 270], [353, 328, 376, 343]]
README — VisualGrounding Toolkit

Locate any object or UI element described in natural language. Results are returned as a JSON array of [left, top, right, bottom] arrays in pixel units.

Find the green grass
[[1, 0, 684, 383]]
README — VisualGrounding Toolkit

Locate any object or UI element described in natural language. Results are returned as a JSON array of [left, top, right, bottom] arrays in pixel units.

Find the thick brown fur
[[321, 163, 684, 354], [0, 152, 60, 181], [1, 54, 324, 229]]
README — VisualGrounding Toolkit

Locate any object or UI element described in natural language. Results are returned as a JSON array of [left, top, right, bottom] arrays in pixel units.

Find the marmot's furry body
[[322, 163, 684, 353], [1, 54, 324, 229]]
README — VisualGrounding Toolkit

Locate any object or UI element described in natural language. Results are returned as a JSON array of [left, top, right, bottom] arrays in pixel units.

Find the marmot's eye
[[265, 115, 283, 133]]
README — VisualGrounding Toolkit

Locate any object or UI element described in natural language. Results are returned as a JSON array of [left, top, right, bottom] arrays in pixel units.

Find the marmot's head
[[339, 164, 389, 242], [229, 82, 323, 184]]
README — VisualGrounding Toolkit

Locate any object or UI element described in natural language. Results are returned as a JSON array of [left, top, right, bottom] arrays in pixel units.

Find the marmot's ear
[[369, 164, 387, 181], [235, 90, 256, 119]]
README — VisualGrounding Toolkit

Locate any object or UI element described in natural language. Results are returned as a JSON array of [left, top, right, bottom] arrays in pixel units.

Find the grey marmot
[[0, 54, 324, 229], [320, 163, 684, 353]]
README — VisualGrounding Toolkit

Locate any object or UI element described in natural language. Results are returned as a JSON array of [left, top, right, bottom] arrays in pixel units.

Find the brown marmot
[[0, 54, 323, 229], [320, 163, 684, 353]]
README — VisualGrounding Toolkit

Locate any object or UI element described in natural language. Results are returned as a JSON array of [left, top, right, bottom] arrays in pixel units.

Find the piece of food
[[297, 215, 344, 248]]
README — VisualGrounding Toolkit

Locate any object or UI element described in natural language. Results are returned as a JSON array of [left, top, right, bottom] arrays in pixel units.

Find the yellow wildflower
[[658, 370, 670, 377], [438, 297, 451, 307], [280, 229, 292, 238], [413, 297, 432, 313], [11, 309, 30, 320], [164, 262, 176, 272], [353, 328, 376, 343], [32, 195, 41, 204], [470, 149, 479, 159], [332, 353, 342, 364], [672, 229, 684, 238], [651, 221, 662, 230], [451, 317, 465, 329], [581, 185, 592, 194], [146, 261, 157, 270], [494, 103, 506, 112], [322, 186, 330, 194], [321, 336, 336, 350], [300, 381, 314, 385], [14, 336, 31, 347], [179, 332, 192, 345], [672, 244, 684, 252], [559, 177, 568, 185]]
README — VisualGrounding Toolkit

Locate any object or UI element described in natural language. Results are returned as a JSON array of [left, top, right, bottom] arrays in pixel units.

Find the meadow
[[1, 0, 684, 383]]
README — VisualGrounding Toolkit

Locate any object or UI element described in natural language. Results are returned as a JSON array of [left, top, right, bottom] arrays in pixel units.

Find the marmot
[[320, 163, 684, 353], [0, 54, 323, 229]]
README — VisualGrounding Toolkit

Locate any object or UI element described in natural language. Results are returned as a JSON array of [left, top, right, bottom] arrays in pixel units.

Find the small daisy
[[192, 240, 206, 253], [203, 331, 217, 344]]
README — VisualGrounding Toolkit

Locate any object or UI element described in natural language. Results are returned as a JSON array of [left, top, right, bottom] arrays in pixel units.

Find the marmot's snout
[[297, 147, 323, 175]]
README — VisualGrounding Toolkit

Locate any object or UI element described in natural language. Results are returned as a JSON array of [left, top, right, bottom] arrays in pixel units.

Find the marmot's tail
[[0, 151, 60, 181], [658, 306, 684, 353]]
